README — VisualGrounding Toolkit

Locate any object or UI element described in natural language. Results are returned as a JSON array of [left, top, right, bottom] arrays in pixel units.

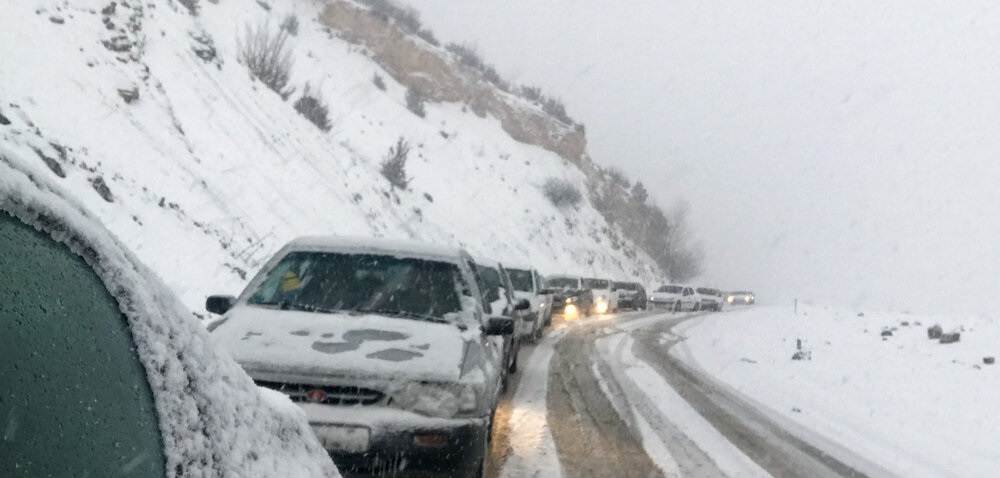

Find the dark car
[[613, 281, 648, 310], [543, 275, 593, 318], [209, 236, 514, 478], [725, 290, 756, 305], [0, 156, 338, 477]]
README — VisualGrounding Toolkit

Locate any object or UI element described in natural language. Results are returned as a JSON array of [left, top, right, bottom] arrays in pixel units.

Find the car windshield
[[546, 277, 579, 289], [657, 285, 683, 293], [696, 288, 714, 294], [582, 278, 609, 289], [730, 291, 751, 296], [506, 268, 534, 292], [247, 251, 462, 321], [614, 282, 635, 290]]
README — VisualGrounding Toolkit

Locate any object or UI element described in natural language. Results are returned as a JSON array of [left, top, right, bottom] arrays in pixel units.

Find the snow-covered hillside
[[0, 0, 659, 315]]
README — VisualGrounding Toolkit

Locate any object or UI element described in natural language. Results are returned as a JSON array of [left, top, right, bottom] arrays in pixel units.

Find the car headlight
[[566, 296, 576, 304], [727, 297, 734, 303], [390, 382, 480, 418]]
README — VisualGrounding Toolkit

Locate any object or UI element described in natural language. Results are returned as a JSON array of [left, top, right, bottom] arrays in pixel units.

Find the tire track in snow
[[499, 327, 567, 478]]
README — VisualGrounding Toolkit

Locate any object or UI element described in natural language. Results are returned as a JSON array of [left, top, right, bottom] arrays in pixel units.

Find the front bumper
[[300, 404, 488, 477]]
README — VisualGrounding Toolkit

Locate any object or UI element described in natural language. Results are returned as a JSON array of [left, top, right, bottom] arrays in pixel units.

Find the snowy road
[[492, 311, 880, 478]]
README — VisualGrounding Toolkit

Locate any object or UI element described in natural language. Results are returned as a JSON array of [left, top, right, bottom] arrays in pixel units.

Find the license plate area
[[311, 423, 371, 453]]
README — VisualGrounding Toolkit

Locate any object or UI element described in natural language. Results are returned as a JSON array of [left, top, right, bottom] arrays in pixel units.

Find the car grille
[[255, 380, 385, 406]]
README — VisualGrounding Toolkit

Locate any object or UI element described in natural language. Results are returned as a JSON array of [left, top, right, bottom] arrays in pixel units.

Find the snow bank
[[674, 305, 1000, 478], [0, 146, 338, 477]]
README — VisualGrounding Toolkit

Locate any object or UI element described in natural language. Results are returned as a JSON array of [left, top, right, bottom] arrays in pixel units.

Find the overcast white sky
[[408, 1, 1000, 314]]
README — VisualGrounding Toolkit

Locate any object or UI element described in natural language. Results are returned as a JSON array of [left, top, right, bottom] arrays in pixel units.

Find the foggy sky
[[408, 1, 1000, 315]]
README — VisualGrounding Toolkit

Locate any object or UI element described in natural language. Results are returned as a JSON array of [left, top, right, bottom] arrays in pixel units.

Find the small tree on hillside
[[381, 137, 411, 189], [631, 181, 648, 205]]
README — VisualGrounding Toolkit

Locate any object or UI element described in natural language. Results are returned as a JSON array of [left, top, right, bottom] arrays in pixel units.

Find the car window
[[0, 213, 166, 477], [247, 251, 462, 320], [467, 259, 491, 314], [546, 277, 579, 289], [475, 264, 504, 307], [505, 268, 534, 292]]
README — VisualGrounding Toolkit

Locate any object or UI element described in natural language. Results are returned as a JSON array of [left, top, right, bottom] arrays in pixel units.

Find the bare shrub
[[359, 0, 422, 34], [177, 0, 199, 15], [405, 86, 425, 117], [542, 97, 572, 125], [446, 43, 484, 70], [280, 14, 299, 36], [482, 65, 510, 92], [542, 178, 582, 207], [520, 85, 543, 103], [294, 83, 331, 131], [238, 23, 295, 100], [607, 167, 630, 188], [380, 137, 411, 189], [416, 29, 439, 46], [372, 73, 386, 90]]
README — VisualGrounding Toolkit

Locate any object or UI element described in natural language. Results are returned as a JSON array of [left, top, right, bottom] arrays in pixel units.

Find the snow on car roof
[[288, 234, 468, 264], [0, 146, 339, 477]]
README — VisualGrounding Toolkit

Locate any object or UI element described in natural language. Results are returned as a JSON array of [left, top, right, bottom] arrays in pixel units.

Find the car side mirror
[[514, 298, 531, 311], [206, 295, 236, 315], [484, 316, 514, 336]]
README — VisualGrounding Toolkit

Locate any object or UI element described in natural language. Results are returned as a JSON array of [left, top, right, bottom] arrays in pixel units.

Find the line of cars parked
[[4, 144, 753, 477], [647, 285, 755, 312], [203, 245, 665, 477]]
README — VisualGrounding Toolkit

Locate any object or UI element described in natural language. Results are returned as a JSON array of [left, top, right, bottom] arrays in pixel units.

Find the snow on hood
[[213, 306, 468, 383], [0, 146, 339, 477]]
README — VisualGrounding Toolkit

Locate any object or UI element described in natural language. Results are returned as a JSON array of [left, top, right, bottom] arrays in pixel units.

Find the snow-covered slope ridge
[[0, 0, 659, 316]]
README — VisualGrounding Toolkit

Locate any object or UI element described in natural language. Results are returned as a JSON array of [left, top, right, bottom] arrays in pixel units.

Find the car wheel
[[694, 303, 701, 312], [674, 301, 681, 312]]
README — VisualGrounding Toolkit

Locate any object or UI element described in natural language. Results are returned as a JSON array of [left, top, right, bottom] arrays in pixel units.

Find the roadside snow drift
[[673, 305, 1000, 478]]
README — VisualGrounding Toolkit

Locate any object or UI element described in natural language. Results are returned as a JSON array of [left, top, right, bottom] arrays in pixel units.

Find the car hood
[[212, 306, 468, 383], [650, 292, 681, 300]]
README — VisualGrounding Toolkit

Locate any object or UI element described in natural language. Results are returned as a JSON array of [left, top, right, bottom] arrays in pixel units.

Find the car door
[[683, 287, 695, 309], [466, 259, 504, 379], [0, 212, 167, 478]]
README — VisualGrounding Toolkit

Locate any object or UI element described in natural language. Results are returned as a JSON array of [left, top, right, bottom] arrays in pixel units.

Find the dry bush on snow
[[381, 137, 411, 189], [294, 84, 331, 131], [543, 178, 582, 207], [239, 23, 295, 100]]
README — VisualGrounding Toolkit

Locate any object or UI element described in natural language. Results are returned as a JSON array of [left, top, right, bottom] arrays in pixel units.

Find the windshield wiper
[[251, 301, 337, 314], [353, 308, 448, 323]]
